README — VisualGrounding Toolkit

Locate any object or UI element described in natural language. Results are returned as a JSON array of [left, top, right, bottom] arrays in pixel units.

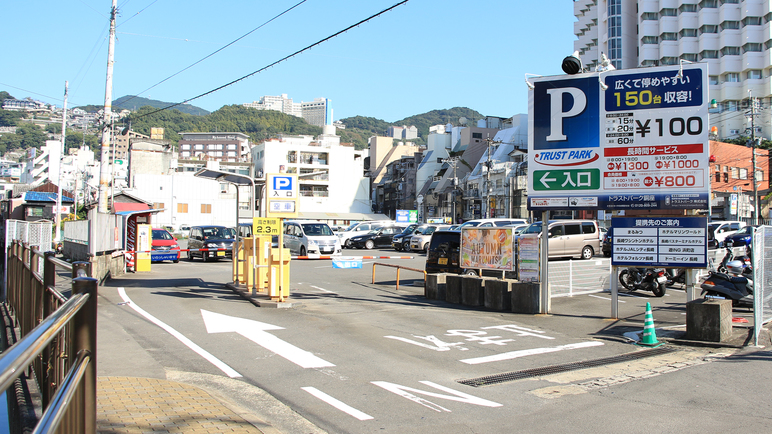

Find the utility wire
[[118, 0, 161, 27], [119, 0, 307, 110], [133, 0, 410, 120]]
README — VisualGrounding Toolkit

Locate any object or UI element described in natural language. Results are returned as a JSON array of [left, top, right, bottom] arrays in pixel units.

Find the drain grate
[[458, 346, 676, 387]]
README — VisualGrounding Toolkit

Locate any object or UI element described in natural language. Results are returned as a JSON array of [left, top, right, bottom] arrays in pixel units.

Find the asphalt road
[[96, 246, 771, 433]]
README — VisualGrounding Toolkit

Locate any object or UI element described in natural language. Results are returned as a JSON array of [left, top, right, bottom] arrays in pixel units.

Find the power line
[[133, 0, 410, 120], [119, 0, 308, 110]]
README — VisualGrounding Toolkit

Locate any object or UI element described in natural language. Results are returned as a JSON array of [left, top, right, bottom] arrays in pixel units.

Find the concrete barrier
[[446, 275, 463, 304], [484, 279, 513, 311], [511, 282, 540, 314], [686, 298, 732, 342], [425, 273, 448, 300], [461, 276, 486, 307]]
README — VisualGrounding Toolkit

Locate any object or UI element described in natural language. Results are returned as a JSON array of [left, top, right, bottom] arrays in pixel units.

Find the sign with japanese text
[[460, 228, 514, 271], [528, 64, 709, 211], [396, 210, 418, 223], [266, 173, 298, 218], [610, 216, 707, 267]]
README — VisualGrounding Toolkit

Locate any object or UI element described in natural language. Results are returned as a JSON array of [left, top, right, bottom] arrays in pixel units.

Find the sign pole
[[539, 210, 550, 314]]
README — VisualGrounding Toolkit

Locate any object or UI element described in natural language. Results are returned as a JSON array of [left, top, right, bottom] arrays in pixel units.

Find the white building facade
[[573, 0, 772, 140], [251, 131, 371, 220]]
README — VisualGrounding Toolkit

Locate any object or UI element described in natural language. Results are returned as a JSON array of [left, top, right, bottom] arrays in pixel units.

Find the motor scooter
[[619, 267, 668, 297], [700, 261, 754, 308]]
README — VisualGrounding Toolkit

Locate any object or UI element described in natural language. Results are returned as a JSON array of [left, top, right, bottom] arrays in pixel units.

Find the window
[[743, 43, 762, 53], [699, 0, 718, 8], [681, 53, 698, 62], [177, 203, 188, 213], [564, 224, 581, 236], [723, 172, 729, 182], [679, 3, 698, 13], [747, 70, 763, 80], [756, 170, 764, 182], [708, 75, 719, 85], [742, 16, 763, 27], [642, 36, 658, 44], [701, 50, 719, 60], [660, 8, 677, 17], [581, 222, 597, 234], [641, 12, 658, 20], [679, 29, 698, 38], [720, 21, 740, 30], [153, 202, 164, 209], [700, 25, 718, 34], [723, 73, 740, 83], [472, 132, 483, 139], [660, 57, 678, 65], [219, 183, 229, 193], [720, 0, 738, 4], [201, 204, 212, 214], [739, 168, 748, 180], [661, 32, 678, 41], [721, 47, 741, 56], [731, 167, 738, 179], [715, 172, 721, 183], [209, 144, 223, 150]]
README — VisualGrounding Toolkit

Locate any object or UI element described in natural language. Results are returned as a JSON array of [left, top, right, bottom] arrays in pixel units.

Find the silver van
[[519, 220, 600, 259], [283, 220, 342, 256]]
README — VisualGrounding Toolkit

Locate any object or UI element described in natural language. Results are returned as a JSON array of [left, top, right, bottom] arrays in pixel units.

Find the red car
[[151, 228, 180, 263]]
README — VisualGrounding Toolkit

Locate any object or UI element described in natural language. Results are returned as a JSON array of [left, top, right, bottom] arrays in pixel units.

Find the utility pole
[[55, 81, 68, 246], [748, 90, 760, 223], [442, 157, 459, 224], [484, 137, 494, 218], [98, 0, 118, 214]]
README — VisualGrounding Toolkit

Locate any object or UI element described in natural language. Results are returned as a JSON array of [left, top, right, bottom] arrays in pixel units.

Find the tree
[[46, 123, 62, 134], [0, 91, 13, 104], [0, 109, 21, 127]]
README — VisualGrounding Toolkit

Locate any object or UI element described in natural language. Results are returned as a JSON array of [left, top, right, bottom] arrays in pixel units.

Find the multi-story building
[[572, 0, 772, 140], [709, 140, 769, 220], [301, 98, 330, 127], [251, 129, 372, 223], [376, 154, 421, 219], [243, 94, 302, 117], [177, 132, 250, 162]]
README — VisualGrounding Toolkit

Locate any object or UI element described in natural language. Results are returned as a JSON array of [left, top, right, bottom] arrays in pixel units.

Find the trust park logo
[[533, 149, 600, 167]]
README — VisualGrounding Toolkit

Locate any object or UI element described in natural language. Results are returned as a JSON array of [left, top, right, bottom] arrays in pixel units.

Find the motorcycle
[[700, 260, 754, 308], [618, 267, 668, 297], [665, 268, 687, 286], [715, 239, 752, 277]]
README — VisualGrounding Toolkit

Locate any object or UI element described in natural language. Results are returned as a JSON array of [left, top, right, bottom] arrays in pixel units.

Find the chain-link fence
[[754, 225, 772, 345]]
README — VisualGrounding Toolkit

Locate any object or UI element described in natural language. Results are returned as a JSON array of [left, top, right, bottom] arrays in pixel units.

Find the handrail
[[371, 262, 427, 291], [3, 240, 98, 434], [0, 292, 89, 392]]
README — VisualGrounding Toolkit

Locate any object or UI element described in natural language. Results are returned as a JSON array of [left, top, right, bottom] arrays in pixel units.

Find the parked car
[[349, 225, 407, 249], [602, 227, 612, 257], [708, 220, 746, 247], [506, 224, 530, 235], [723, 224, 759, 247], [391, 224, 419, 251], [458, 218, 529, 229], [338, 220, 392, 248], [187, 225, 235, 261], [178, 224, 191, 238], [518, 220, 600, 259], [409, 224, 451, 252], [425, 230, 463, 274], [284, 220, 341, 256], [151, 228, 180, 263]]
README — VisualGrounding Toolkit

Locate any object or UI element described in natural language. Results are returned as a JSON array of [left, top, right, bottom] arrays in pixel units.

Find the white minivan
[[283, 220, 342, 256], [338, 220, 392, 248]]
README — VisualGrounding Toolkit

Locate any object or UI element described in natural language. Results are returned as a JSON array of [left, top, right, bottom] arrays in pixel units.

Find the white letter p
[[545, 88, 587, 141]]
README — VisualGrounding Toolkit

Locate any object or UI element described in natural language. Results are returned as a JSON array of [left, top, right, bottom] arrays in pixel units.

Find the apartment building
[[177, 132, 250, 162], [572, 0, 772, 140]]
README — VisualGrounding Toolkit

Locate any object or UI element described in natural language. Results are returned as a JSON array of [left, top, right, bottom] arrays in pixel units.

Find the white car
[[708, 221, 746, 247], [283, 220, 342, 256], [178, 225, 191, 238], [458, 218, 529, 229]]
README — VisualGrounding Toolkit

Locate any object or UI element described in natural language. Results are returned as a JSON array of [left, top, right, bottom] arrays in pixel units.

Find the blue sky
[[3, 0, 577, 122]]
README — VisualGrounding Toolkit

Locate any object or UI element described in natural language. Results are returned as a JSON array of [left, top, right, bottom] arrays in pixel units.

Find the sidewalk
[[97, 377, 277, 434]]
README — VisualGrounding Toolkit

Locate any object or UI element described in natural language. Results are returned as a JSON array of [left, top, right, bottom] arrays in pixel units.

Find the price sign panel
[[528, 64, 709, 211]]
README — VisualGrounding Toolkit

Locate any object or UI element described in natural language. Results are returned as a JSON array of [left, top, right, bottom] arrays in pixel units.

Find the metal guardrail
[[371, 262, 426, 291], [2, 240, 97, 434]]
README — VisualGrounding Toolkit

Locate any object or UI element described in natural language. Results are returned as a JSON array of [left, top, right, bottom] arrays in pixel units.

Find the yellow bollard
[[268, 247, 291, 300]]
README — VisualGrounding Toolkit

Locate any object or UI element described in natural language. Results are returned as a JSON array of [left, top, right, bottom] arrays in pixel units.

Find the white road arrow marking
[[540, 172, 556, 188], [201, 310, 335, 369]]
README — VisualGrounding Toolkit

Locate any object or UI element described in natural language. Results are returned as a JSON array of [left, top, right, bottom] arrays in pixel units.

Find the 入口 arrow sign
[[201, 310, 335, 369], [540, 172, 556, 188]]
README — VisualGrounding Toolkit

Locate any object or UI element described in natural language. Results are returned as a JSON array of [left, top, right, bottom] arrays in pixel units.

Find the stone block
[[461, 276, 486, 306], [484, 279, 513, 311], [425, 273, 448, 300], [686, 298, 732, 342], [511, 282, 541, 314], [446, 275, 463, 304]]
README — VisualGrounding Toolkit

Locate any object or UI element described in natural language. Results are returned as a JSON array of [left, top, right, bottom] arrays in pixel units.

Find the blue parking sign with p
[[533, 77, 599, 150], [273, 176, 293, 191]]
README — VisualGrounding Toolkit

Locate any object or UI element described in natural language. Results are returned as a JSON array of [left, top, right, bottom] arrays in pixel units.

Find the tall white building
[[243, 94, 302, 117], [573, 0, 772, 140], [242, 95, 331, 127]]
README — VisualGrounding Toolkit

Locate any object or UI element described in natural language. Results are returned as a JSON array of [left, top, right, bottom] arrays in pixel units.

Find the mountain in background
[[338, 107, 485, 149], [76, 95, 210, 116]]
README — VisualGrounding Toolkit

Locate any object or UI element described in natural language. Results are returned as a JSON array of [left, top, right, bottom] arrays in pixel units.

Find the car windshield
[[521, 222, 543, 234], [735, 226, 752, 235], [345, 223, 360, 231], [302, 223, 334, 236], [203, 227, 229, 238], [152, 229, 173, 241], [458, 221, 481, 229], [401, 225, 417, 235], [708, 223, 720, 232]]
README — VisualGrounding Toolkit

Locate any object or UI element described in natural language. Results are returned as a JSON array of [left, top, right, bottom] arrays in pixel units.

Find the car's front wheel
[[365, 240, 374, 250]]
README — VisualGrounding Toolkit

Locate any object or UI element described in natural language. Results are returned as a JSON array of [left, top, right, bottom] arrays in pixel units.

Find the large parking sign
[[528, 64, 709, 211], [266, 173, 298, 218]]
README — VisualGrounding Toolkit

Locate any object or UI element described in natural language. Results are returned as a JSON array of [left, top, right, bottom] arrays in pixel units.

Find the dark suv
[[425, 230, 462, 274], [187, 225, 235, 261]]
